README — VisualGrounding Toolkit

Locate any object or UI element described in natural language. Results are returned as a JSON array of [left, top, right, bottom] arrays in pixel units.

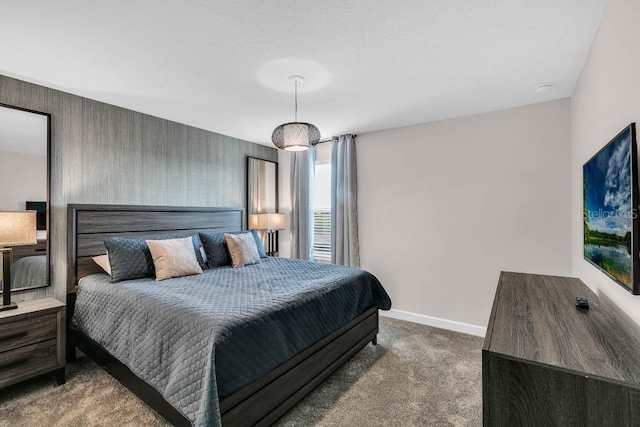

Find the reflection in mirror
[[248, 158, 277, 213], [0, 104, 50, 292], [247, 157, 279, 253]]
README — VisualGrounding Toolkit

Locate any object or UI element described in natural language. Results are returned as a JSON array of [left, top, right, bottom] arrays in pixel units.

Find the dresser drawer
[[0, 340, 58, 385], [0, 314, 57, 353]]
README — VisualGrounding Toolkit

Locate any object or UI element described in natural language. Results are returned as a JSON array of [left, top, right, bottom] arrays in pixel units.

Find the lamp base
[[0, 302, 17, 311], [265, 230, 278, 257]]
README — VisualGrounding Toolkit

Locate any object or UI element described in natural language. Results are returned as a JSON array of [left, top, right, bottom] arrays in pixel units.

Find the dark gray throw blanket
[[72, 257, 391, 426]]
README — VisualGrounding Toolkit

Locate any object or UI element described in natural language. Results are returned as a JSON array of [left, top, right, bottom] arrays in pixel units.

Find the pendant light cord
[[294, 79, 298, 122]]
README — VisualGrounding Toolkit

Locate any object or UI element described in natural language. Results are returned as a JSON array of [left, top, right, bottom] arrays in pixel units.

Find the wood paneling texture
[[9, 241, 47, 262], [0, 74, 277, 303], [483, 272, 640, 426]]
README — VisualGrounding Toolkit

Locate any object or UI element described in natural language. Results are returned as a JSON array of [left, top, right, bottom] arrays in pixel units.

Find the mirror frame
[[246, 156, 279, 250], [0, 102, 51, 292]]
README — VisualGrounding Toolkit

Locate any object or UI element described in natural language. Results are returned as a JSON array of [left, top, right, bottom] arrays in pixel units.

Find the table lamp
[[248, 213, 285, 256], [0, 211, 37, 311]]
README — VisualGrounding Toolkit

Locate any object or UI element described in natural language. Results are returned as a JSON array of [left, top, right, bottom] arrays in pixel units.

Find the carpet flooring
[[0, 317, 483, 427]]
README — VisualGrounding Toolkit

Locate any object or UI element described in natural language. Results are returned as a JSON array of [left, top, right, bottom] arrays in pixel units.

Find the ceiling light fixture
[[271, 75, 320, 151], [534, 83, 554, 94]]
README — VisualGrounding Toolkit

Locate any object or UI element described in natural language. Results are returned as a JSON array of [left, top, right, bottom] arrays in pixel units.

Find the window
[[312, 144, 332, 263]]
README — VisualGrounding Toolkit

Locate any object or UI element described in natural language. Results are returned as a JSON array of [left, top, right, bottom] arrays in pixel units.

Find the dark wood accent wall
[[483, 272, 640, 426], [0, 74, 277, 303]]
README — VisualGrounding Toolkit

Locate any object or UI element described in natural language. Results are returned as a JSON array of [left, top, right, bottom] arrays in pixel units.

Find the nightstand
[[0, 298, 65, 389]]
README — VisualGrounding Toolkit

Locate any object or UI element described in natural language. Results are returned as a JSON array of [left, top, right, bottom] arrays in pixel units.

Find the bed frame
[[66, 204, 379, 426]]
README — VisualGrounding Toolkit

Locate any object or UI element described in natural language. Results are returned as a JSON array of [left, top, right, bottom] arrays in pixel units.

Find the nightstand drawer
[[0, 340, 58, 384], [0, 314, 57, 353]]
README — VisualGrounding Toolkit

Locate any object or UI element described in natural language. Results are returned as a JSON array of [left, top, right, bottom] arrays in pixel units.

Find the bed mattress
[[72, 257, 391, 426]]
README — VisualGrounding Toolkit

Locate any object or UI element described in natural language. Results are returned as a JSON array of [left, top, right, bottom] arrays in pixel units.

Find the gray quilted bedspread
[[72, 257, 391, 427], [11, 255, 47, 289]]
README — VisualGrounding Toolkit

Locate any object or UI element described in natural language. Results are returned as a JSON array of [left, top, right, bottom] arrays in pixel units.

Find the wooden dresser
[[483, 272, 640, 426], [0, 298, 65, 388]]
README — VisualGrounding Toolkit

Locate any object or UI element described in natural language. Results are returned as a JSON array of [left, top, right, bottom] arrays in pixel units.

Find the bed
[[66, 204, 391, 426], [11, 254, 47, 289]]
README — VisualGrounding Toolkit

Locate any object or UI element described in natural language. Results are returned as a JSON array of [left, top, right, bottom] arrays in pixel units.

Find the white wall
[[358, 99, 572, 329], [0, 149, 47, 211], [571, 0, 640, 327]]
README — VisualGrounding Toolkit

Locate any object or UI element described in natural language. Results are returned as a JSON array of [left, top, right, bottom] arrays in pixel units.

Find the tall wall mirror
[[0, 103, 50, 292], [246, 157, 281, 255]]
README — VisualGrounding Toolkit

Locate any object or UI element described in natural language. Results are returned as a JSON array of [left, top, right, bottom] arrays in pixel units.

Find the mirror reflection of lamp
[[0, 211, 37, 311], [248, 213, 285, 256]]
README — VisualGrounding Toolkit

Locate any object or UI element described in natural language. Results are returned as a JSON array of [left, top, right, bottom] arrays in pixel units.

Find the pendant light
[[271, 75, 320, 151]]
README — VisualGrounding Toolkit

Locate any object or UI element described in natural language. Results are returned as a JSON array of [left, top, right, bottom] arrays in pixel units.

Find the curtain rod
[[311, 134, 358, 146]]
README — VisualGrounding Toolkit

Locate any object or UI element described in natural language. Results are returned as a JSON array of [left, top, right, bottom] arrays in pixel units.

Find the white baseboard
[[380, 308, 487, 337]]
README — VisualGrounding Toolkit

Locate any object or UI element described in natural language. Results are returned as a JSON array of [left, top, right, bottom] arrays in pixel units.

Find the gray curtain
[[331, 134, 359, 267], [290, 146, 316, 259]]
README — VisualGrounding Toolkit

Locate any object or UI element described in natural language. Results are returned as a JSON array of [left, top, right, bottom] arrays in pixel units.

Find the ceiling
[[0, 0, 607, 147]]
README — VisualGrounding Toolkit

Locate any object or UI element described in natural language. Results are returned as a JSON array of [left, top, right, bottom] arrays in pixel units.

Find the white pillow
[[224, 232, 261, 268], [146, 237, 203, 281], [92, 254, 112, 275]]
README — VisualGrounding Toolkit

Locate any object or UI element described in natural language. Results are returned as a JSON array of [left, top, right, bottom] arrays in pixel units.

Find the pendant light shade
[[272, 75, 320, 151], [272, 122, 321, 151]]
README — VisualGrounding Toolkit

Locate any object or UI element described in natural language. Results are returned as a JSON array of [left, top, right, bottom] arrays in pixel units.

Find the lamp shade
[[271, 122, 320, 151], [0, 211, 37, 246], [249, 213, 285, 231]]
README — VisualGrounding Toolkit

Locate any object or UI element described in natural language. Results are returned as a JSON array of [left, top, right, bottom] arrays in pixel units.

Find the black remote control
[[576, 297, 590, 309]]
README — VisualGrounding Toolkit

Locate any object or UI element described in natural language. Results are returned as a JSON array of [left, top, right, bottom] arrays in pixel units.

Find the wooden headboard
[[67, 204, 244, 293]]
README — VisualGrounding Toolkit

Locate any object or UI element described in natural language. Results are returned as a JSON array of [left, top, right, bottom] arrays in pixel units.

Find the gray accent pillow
[[105, 234, 206, 283], [199, 230, 267, 268], [224, 233, 261, 268]]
